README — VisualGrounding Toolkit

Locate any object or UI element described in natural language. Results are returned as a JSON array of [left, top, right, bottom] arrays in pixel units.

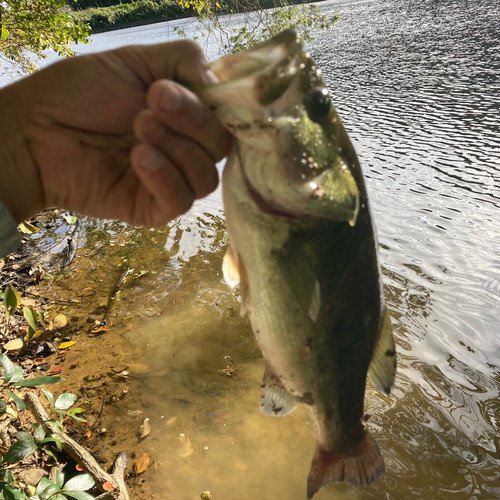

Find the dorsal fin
[[260, 364, 298, 417], [368, 309, 396, 395]]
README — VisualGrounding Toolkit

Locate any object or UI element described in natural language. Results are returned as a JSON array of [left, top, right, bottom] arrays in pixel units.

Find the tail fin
[[306, 431, 385, 499]]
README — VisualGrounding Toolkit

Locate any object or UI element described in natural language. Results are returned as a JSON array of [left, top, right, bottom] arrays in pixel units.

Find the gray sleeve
[[0, 200, 22, 258]]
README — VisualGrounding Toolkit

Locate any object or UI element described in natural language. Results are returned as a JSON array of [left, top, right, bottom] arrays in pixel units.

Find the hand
[[0, 40, 231, 226]]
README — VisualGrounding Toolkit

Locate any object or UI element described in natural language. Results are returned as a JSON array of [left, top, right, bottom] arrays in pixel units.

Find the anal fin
[[260, 364, 298, 417], [307, 431, 385, 499], [368, 309, 397, 395]]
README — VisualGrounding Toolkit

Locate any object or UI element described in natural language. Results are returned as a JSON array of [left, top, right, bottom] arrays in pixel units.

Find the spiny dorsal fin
[[260, 364, 298, 417], [368, 309, 396, 395], [222, 245, 240, 289]]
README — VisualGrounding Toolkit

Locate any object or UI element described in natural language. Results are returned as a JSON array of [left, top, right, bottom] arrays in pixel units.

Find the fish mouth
[[205, 29, 306, 116]]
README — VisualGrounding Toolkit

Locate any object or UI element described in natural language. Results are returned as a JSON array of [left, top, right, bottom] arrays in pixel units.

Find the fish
[[192, 29, 396, 499]]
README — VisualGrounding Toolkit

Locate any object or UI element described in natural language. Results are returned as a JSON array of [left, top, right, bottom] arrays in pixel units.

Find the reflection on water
[[23, 0, 500, 498]]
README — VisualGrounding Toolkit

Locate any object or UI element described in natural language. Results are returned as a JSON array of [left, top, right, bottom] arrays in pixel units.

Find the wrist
[[0, 80, 45, 223]]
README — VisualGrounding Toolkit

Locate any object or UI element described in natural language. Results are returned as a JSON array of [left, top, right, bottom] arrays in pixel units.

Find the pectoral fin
[[368, 309, 397, 395], [260, 364, 298, 417], [222, 245, 240, 288]]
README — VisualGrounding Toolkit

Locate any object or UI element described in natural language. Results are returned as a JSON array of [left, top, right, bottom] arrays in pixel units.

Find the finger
[[130, 143, 195, 225], [134, 110, 219, 199], [146, 79, 231, 163], [117, 39, 218, 86]]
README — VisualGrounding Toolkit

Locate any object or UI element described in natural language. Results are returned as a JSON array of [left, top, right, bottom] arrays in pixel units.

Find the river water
[[9, 0, 500, 498]]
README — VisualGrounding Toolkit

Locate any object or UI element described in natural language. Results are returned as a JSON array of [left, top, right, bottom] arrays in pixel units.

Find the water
[[10, 0, 500, 498]]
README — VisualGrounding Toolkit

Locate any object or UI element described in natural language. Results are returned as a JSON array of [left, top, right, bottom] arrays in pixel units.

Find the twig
[[25, 393, 130, 499], [24, 291, 80, 305], [99, 267, 132, 328]]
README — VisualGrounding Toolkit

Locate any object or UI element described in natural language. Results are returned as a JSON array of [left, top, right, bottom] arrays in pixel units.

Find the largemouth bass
[[193, 29, 396, 499]]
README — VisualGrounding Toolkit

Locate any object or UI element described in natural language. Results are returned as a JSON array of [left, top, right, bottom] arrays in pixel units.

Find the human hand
[[0, 40, 231, 226]]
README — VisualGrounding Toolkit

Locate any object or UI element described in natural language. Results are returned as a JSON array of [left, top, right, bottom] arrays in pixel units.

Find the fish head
[[194, 29, 360, 225]]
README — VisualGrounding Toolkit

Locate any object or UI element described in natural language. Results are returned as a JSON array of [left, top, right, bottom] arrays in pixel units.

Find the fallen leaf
[[18, 221, 39, 234], [128, 410, 143, 417], [177, 435, 193, 458], [127, 363, 151, 376], [84, 431, 92, 439], [4, 339, 23, 351], [102, 482, 114, 492], [165, 416, 177, 426], [58, 341, 76, 350], [76, 464, 84, 471], [134, 453, 150, 474], [137, 419, 151, 440], [77, 288, 95, 297], [91, 326, 109, 334], [20, 297, 36, 307], [53, 314, 67, 329]]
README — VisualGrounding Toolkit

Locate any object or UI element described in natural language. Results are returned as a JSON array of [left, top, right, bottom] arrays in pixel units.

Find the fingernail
[[202, 68, 220, 85], [161, 83, 182, 112], [140, 147, 165, 172]]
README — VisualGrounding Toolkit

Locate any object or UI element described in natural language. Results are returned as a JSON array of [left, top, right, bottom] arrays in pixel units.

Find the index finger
[[115, 40, 218, 87]]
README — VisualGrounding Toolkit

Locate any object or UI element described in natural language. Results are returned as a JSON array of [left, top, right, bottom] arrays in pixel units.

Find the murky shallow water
[[12, 0, 500, 498]]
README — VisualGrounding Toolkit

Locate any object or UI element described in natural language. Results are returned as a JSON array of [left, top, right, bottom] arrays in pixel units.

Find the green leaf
[[3, 286, 21, 323], [1, 26, 9, 42], [23, 306, 38, 332], [63, 215, 77, 225], [1, 484, 28, 500], [6, 391, 26, 411], [41, 389, 54, 406], [0, 469, 15, 484], [55, 393, 76, 411], [0, 401, 7, 416], [63, 474, 94, 492], [63, 492, 94, 500], [36, 478, 55, 496], [10, 366, 25, 384], [12, 376, 64, 387], [33, 423, 46, 443], [3, 439, 37, 463], [0, 353, 15, 383], [13, 432, 33, 442], [55, 471, 64, 490]]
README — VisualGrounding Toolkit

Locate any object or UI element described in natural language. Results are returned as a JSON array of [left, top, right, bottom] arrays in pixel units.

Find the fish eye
[[304, 88, 331, 123]]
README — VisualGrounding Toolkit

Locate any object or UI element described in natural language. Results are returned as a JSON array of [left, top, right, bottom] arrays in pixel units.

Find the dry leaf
[[76, 464, 84, 471], [137, 419, 151, 440], [177, 435, 193, 458], [58, 341, 76, 350], [18, 221, 39, 234], [21, 297, 36, 307], [77, 287, 95, 297], [91, 325, 109, 334], [4, 339, 23, 351], [53, 314, 67, 329], [128, 410, 143, 417], [127, 363, 151, 376], [102, 482, 114, 492], [134, 453, 150, 474], [165, 416, 177, 426]]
